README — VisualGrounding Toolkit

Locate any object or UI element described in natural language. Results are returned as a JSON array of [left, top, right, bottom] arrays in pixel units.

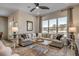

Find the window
[[42, 16, 67, 35], [42, 20, 48, 33], [49, 19, 57, 34], [58, 17, 67, 35]]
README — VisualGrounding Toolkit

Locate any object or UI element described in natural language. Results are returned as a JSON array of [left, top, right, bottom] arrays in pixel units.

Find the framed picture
[[27, 21, 33, 31]]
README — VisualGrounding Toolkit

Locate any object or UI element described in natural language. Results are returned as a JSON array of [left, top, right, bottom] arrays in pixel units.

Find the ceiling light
[[36, 6, 39, 9]]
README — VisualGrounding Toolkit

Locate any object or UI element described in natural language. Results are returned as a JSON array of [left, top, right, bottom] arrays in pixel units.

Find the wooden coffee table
[[32, 38, 44, 43]]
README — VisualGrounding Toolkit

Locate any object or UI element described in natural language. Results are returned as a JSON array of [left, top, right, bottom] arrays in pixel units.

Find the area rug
[[30, 45, 48, 54], [2, 39, 75, 56], [13, 45, 47, 56]]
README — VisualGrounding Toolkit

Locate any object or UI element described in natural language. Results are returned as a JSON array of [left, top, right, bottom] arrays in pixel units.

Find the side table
[[11, 38, 19, 49]]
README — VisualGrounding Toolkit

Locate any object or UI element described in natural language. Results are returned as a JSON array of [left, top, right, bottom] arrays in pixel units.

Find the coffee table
[[32, 38, 44, 43], [41, 40, 52, 45]]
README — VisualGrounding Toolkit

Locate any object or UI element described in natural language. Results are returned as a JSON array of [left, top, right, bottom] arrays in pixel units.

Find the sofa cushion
[[56, 34, 63, 40], [53, 34, 57, 39], [32, 33, 36, 39], [21, 34, 26, 39], [38, 33, 42, 38], [42, 34, 47, 38], [47, 34, 51, 38], [50, 34, 54, 39], [49, 40, 64, 48]]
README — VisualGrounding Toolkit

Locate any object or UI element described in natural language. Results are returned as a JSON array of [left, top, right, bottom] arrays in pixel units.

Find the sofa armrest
[[49, 39, 64, 48]]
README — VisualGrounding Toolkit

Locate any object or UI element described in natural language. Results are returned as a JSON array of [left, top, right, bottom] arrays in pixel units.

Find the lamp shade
[[69, 27, 76, 32], [12, 27, 18, 32]]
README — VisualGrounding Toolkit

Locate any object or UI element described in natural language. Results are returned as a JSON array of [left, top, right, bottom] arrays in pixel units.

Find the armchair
[[0, 40, 19, 56], [0, 32, 3, 40]]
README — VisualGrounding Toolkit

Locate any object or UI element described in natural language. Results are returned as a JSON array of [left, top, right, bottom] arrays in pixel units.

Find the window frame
[[49, 18, 57, 34], [42, 16, 68, 35], [42, 20, 49, 33]]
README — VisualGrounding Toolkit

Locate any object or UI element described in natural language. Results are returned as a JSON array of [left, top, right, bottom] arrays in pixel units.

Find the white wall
[[0, 17, 8, 39]]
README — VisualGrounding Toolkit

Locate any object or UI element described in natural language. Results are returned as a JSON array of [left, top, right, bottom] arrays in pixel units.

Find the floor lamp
[[12, 27, 18, 49]]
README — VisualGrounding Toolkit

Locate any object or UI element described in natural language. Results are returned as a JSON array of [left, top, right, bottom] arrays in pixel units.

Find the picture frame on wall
[[27, 21, 33, 31]]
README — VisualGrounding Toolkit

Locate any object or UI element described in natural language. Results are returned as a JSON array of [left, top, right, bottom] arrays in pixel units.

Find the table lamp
[[12, 27, 18, 49], [12, 27, 18, 38], [69, 27, 76, 40]]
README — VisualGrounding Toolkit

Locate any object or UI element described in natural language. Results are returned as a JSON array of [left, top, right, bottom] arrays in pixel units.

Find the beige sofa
[[18, 33, 64, 48], [38, 33, 64, 48], [18, 33, 38, 46], [49, 40, 64, 48], [18, 34, 33, 46]]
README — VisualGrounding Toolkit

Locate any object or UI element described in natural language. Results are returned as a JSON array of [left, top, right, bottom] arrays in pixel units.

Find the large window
[[49, 19, 57, 34], [42, 16, 67, 35], [58, 17, 67, 35], [42, 20, 48, 33]]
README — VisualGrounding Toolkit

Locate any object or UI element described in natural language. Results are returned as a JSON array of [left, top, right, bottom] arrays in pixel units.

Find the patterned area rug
[[1, 40, 75, 56], [13, 44, 75, 56], [13, 44, 49, 56], [13, 47, 45, 56]]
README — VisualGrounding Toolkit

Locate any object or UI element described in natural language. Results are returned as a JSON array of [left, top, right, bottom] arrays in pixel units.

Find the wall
[[42, 10, 67, 20], [0, 16, 8, 39], [8, 5, 79, 35], [8, 11, 19, 38], [8, 10, 39, 36], [73, 5, 79, 35], [17, 11, 38, 34], [36, 16, 40, 33]]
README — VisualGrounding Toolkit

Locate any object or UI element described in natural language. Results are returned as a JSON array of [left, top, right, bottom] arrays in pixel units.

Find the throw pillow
[[56, 34, 63, 40]]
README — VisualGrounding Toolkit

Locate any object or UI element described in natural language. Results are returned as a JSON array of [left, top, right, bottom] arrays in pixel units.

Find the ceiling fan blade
[[34, 3, 39, 6], [30, 8, 36, 12], [39, 6, 49, 9]]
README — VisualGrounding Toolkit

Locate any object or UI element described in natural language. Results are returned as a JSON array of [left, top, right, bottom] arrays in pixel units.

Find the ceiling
[[0, 3, 78, 17]]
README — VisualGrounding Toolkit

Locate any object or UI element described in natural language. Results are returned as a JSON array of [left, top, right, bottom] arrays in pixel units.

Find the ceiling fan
[[30, 3, 49, 12]]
